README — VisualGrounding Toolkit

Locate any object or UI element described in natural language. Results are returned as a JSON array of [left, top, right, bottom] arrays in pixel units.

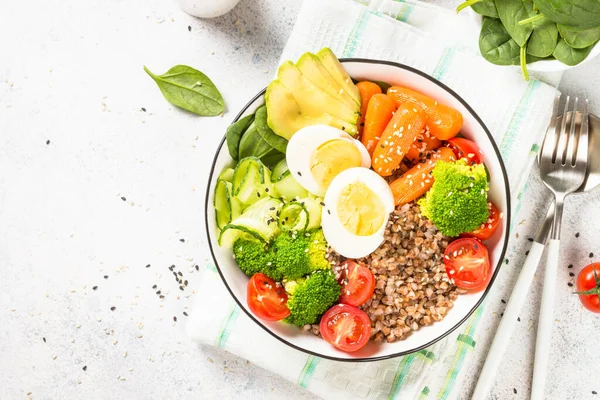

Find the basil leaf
[[534, 0, 600, 31], [479, 18, 522, 65], [471, 0, 499, 18], [226, 114, 254, 160], [144, 65, 225, 116], [496, 0, 534, 47], [527, 16, 558, 57], [255, 106, 288, 153], [553, 38, 596, 65], [558, 24, 600, 49]]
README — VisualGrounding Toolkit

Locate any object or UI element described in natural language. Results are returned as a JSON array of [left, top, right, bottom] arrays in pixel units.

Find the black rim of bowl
[[204, 58, 512, 362]]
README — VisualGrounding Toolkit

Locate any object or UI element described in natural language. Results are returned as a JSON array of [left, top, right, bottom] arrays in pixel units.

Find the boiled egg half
[[322, 168, 394, 259], [286, 125, 371, 197]]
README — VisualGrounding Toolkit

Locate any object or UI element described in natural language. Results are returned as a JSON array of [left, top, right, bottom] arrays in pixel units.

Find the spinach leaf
[[552, 38, 596, 65], [527, 16, 559, 57], [261, 151, 285, 169], [238, 122, 272, 160], [496, 0, 534, 46], [534, 0, 600, 31], [558, 24, 600, 48], [255, 106, 288, 153], [472, 0, 499, 18], [226, 114, 254, 160], [479, 17, 522, 65], [373, 80, 392, 93], [144, 65, 225, 116]]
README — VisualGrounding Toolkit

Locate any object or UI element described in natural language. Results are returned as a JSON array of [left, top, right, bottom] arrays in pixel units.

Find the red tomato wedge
[[247, 273, 290, 321], [320, 304, 371, 352], [337, 261, 376, 306], [444, 238, 491, 291], [461, 202, 501, 241], [575, 263, 600, 313], [447, 137, 484, 165]]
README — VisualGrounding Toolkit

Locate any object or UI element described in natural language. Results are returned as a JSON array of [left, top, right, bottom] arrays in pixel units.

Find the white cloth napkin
[[188, 1, 560, 399]]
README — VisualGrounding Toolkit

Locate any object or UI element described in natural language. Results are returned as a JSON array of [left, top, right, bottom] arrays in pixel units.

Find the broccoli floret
[[418, 159, 489, 237], [233, 238, 283, 281], [284, 270, 341, 327], [273, 229, 330, 280]]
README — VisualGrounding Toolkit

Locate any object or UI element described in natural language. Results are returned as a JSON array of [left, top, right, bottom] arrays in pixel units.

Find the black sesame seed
[[501, 299, 506, 304], [184, 280, 188, 286], [173, 316, 177, 322], [169, 265, 175, 271], [297, 171, 302, 176], [568, 282, 573, 287], [172, 272, 178, 277], [327, 209, 331, 215], [575, 232, 580, 238], [513, 388, 517, 394], [180, 238, 185, 243], [141, 107, 146, 112], [178, 271, 182, 276], [156, 290, 161, 295], [269, 207, 275, 211], [320, 202, 326, 207], [159, 295, 165, 299], [569, 272, 575, 277], [525, 251, 530, 256], [92, 286, 98, 290], [146, 264, 151, 268], [265, 188, 269, 193], [342, 126, 345, 131], [121, 197, 126, 201], [179, 286, 184, 291], [505, 259, 509, 264], [46, 140, 51, 145], [195, 265, 199, 271], [500, 312, 504, 317], [257, 191, 261, 198], [103, 275, 108, 279], [590, 252, 594, 258], [110, 306, 116, 311], [183, 311, 188, 317], [568, 264, 573, 269], [187, 25, 191, 32], [592, 391, 597, 395], [152, 285, 157, 289], [527, 237, 534, 242], [517, 317, 521, 322], [83, 365, 87, 371], [43, 337, 46, 343]]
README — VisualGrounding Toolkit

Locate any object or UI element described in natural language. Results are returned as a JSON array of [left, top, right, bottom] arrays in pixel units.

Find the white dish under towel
[[188, 1, 560, 399]]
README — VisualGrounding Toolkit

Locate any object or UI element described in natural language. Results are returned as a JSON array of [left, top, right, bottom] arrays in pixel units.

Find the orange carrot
[[389, 146, 456, 206], [405, 127, 443, 163], [356, 81, 382, 136], [372, 103, 425, 177], [387, 86, 463, 140], [361, 94, 396, 156]]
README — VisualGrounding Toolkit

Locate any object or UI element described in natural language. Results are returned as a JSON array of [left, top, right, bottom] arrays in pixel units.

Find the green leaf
[[373, 80, 392, 93], [238, 122, 271, 160], [496, 0, 534, 47], [479, 18, 522, 65], [528, 16, 559, 57], [534, 0, 600, 31], [226, 114, 254, 160], [471, 0, 499, 18], [144, 65, 225, 116], [552, 38, 596, 65], [558, 24, 600, 48], [255, 106, 288, 153]]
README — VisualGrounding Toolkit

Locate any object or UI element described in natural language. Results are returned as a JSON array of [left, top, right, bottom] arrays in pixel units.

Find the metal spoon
[[472, 112, 600, 400]]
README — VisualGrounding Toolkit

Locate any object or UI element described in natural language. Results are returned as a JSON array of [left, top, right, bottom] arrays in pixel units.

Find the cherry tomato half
[[576, 263, 600, 313], [444, 238, 491, 290], [247, 273, 290, 321], [319, 304, 371, 353], [447, 137, 484, 165], [337, 261, 376, 306], [461, 202, 502, 241]]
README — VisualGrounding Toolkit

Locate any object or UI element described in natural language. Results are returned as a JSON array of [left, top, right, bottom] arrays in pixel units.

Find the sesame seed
[[83, 365, 87, 371], [92, 286, 98, 290], [103, 275, 109, 279]]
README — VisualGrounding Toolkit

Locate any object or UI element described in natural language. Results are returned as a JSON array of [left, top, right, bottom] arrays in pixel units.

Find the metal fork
[[531, 94, 589, 400]]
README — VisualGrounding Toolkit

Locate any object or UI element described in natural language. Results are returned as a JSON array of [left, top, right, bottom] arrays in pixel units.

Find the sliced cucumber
[[218, 197, 282, 248], [214, 179, 242, 230], [232, 157, 273, 206], [271, 158, 290, 182], [298, 197, 322, 230], [278, 203, 309, 232], [274, 172, 308, 201], [219, 167, 235, 183]]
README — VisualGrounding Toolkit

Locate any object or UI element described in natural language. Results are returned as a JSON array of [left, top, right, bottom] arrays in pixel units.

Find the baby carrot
[[387, 86, 463, 140], [356, 81, 382, 136], [372, 103, 425, 177], [361, 93, 396, 156], [389, 146, 456, 206], [405, 126, 443, 163]]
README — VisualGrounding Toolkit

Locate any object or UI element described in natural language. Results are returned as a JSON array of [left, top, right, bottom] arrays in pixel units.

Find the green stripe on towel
[[389, 353, 417, 399], [432, 48, 456, 82], [499, 80, 540, 160], [217, 305, 240, 348], [343, 9, 371, 57], [298, 356, 321, 388]]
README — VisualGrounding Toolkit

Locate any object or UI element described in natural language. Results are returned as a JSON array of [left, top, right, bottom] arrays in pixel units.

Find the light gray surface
[[0, 0, 599, 399]]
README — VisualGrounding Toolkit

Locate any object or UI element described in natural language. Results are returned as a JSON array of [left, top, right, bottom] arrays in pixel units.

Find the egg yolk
[[310, 139, 362, 189], [336, 182, 385, 236]]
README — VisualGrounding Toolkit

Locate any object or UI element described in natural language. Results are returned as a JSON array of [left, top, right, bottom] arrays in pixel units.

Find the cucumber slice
[[214, 179, 242, 229], [298, 197, 322, 229], [219, 167, 235, 183], [218, 197, 282, 248], [274, 172, 309, 201], [278, 203, 309, 232], [271, 158, 290, 182], [232, 157, 273, 206]]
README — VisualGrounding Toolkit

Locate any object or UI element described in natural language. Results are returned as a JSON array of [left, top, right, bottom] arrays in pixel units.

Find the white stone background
[[1, 0, 600, 399]]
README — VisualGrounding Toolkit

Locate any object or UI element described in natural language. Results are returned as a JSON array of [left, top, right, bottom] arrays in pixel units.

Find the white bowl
[[204, 59, 511, 361], [467, 10, 600, 72]]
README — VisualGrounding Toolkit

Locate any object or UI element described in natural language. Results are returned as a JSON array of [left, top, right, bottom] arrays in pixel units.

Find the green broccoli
[[273, 229, 330, 280], [418, 159, 489, 237], [284, 270, 341, 327], [233, 238, 283, 281]]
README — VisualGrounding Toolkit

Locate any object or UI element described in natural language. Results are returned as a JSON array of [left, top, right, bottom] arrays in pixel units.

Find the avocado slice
[[316, 48, 361, 106], [296, 53, 360, 111], [265, 80, 358, 140], [277, 61, 358, 125]]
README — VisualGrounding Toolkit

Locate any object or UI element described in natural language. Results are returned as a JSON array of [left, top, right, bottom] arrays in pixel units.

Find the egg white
[[286, 125, 371, 197], [321, 167, 395, 259]]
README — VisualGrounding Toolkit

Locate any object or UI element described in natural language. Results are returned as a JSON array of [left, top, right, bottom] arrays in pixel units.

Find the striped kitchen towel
[[188, 0, 561, 399]]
